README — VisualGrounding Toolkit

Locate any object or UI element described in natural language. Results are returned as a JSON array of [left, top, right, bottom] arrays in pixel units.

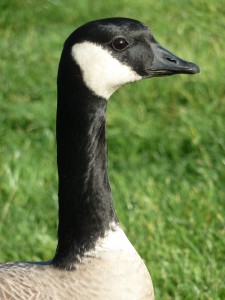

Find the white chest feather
[[71, 42, 141, 99], [84, 225, 136, 258]]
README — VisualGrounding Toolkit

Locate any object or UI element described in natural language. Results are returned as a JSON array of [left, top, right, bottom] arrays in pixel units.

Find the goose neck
[[53, 82, 117, 268]]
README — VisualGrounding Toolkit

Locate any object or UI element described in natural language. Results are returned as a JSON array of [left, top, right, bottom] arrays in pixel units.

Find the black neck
[[53, 50, 117, 269]]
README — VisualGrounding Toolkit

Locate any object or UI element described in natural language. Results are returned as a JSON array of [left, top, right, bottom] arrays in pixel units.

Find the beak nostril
[[166, 57, 177, 64]]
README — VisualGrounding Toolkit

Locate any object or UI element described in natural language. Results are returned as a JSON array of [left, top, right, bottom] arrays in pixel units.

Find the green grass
[[0, 0, 224, 299]]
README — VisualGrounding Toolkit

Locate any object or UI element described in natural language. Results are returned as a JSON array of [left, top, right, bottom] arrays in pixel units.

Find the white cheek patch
[[71, 41, 141, 99]]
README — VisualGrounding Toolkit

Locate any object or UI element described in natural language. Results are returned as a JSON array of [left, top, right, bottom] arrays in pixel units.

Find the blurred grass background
[[0, 0, 224, 299]]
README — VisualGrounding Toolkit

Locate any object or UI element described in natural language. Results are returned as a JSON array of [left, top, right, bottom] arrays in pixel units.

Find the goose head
[[59, 17, 199, 100]]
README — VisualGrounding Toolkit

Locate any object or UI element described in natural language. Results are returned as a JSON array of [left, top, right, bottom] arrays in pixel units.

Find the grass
[[0, 0, 224, 299]]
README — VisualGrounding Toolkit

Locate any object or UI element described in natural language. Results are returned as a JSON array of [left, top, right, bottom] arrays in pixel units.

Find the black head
[[59, 17, 200, 99]]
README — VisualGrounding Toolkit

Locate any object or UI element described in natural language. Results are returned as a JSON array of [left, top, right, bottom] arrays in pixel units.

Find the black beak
[[147, 42, 200, 77]]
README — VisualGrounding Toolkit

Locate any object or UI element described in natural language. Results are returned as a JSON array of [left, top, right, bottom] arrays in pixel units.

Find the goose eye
[[112, 38, 129, 51]]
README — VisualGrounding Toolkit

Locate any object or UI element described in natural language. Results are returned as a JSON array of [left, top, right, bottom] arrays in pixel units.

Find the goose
[[0, 17, 199, 300]]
